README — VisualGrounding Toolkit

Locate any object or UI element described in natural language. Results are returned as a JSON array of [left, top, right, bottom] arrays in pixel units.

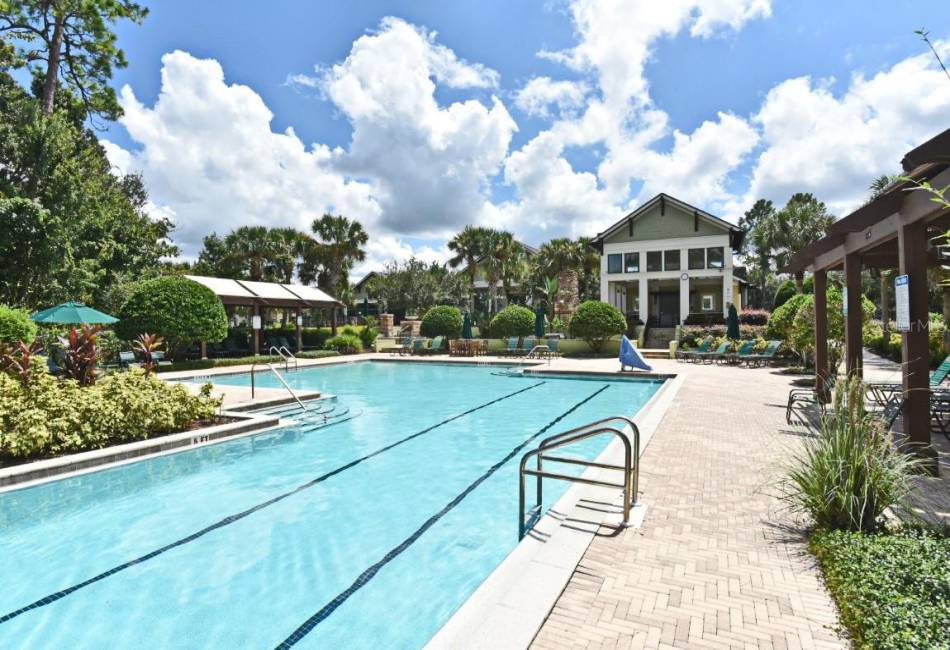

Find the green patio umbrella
[[726, 303, 740, 340], [534, 306, 545, 338], [462, 311, 473, 339], [31, 302, 119, 325]]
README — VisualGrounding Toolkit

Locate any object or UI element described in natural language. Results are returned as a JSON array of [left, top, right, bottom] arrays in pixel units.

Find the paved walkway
[[532, 359, 846, 650]]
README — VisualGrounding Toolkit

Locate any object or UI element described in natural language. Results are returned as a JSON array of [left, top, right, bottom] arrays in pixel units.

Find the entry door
[[655, 292, 680, 327]]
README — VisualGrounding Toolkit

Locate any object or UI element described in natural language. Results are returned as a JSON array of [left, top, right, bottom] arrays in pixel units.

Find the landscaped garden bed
[[810, 527, 950, 648]]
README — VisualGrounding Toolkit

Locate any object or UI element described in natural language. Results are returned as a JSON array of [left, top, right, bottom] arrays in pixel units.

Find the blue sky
[[96, 1, 950, 274]]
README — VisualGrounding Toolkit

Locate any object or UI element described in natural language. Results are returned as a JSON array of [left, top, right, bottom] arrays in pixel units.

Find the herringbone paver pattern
[[532, 361, 846, 649]]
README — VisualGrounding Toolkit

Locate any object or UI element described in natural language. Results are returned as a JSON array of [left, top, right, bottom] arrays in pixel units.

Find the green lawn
[[809, 527, 950, 649]]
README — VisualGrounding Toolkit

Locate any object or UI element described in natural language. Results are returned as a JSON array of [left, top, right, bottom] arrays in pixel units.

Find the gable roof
[[592, 193, 744, 251]]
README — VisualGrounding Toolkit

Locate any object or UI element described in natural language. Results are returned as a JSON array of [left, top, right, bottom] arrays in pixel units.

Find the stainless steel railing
[[269, 345, 298, 372], [518, 416, 640, 539], [250, 361, 308, 411]]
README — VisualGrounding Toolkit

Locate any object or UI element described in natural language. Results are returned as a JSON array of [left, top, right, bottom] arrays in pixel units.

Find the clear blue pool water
[[0, 361, 662, 648]]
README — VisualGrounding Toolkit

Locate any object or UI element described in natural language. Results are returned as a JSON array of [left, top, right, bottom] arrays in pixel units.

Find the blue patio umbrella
[[31, 302, 118, 325], [462, 311, 473, 339], [534, 306, 545, 338]]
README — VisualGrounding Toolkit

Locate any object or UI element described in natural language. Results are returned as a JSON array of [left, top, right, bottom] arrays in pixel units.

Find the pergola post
[[200, 340, 207, 360], [898, 221, 936, 467], [296, 310, 303, 353], [331, 307, 338, 335], [843, 252, 863, 377], [252, 304, 260, 356], [813, 270, 829, 400]]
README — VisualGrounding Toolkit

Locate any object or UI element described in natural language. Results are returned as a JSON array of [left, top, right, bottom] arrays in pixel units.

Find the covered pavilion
[[184, 275, 342, 356], [782, 127, 950, 470]]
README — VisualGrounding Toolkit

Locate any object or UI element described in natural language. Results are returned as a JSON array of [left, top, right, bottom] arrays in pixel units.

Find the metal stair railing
[[250, 361, 308, 411], [269, 345, 298, 372], [518, 416, 640, 539]]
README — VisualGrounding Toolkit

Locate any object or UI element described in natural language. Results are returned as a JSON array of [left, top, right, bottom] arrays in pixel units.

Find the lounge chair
[[151, 351, 173, 367], [409, 338, 428, 356], [740, 340, 782, 367], [866, 354, 950, 408], [720, 340, 754, 365], [546, 338, 560, 358], [119, 351, 140, 369], [690, 341, 730, 364], [678, 338, 711, 362], [786, 374, 837, 424], [501, 337, 519, 356], [425, 336, 445, 354]]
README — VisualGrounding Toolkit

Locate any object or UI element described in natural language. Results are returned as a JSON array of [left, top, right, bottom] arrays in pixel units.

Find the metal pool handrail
[[268, 345, 298, 372], [518, 420, 637, 539], [250, 361, 308, 411]]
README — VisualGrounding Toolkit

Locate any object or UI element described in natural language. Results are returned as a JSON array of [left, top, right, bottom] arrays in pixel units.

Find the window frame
[[701, 294, 714, 311], [687, 248, 705, 270], [706, 246, 724, 269], [624, 252, 640, 273], [607, 253, 622, 274], [663, 249, 680, 271], [646, 251, 662, 272]]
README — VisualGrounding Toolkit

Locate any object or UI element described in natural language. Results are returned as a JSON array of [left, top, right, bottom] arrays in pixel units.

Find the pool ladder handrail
[[268, 345, 298, 372], [518, 416, 640, 539], [250, 361, 308, 411]]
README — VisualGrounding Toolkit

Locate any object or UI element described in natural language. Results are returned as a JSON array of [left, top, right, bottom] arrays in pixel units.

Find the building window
[[707, 246, 724, 269], [646, 251, 662, 272], [607, 253, 622, 273], [664, 250, 680, 271], [624, 252, 639, 273], [701, 294, 714, 311], [688, 248, 705, 270]]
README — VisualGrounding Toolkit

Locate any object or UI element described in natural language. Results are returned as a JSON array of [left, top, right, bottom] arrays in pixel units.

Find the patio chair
[[448, 339, 459, 356], [409, 338, 428, 356], [501, 337, 519, 356], [546, 338, 561, 358], [151, 351, 173, 367], [119, 351, 140, 369], [720, 340, 755, 365], [689, 341, 730, 364], [786, 374, 838, 424], [678, 338, 711, 362], [478, 339, 489, 356], [425, 336, 445, 354], [519, 337, 536, 356], [865, 353, 950, 408], [740, 340, 782, 367]]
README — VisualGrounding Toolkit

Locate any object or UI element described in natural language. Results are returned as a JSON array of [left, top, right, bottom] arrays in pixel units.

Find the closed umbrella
[[534, 306, 545, 338], [31, 302, 118, 325], [726, 303, 740, 340], [462, 311, 473, 339]]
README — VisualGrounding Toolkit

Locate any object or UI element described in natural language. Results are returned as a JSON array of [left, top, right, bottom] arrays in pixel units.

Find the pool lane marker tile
[[273, 383, 611, 649], [0, 381, 546, 626]]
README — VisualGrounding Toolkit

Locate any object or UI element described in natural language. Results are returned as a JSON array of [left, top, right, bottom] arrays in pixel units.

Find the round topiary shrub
[[116, 276, 227, 356], [0, 304, 37, 345], [421, 305, 463, 339], [489, 305, 535, 338], [324, 333, 362, 354], [569, 301, 627, 352]]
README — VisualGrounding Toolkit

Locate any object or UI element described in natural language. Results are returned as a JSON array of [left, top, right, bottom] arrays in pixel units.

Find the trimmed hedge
[[421, 305, 463, 339], [325, 334, 362, 354], [489, 305, 535, 338], [154, 350, 340, 373], [0, 304, 37, 345], [569, 301, 626, 352], [683, 312, 725, 326], [117, 276, 227, 355], [739, 308, 770, 326], [810, 528, 950, 649]]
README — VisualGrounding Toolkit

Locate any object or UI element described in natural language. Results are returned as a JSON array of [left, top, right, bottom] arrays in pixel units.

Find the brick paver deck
[[532, 360, 846, 650]]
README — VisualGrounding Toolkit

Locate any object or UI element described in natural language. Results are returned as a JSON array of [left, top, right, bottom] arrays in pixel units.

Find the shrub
[[0, 304, 37, 345], [739, 308, 770, 326], [810, 527, 950, 649], [153, 350, 339, 373], [489, 305, 535, 338], [116, 277, 227, 357], [778, 375, 921, 532], [57, 325, 102, 386], [683, 312, 725, 326], [0, 367, 220, 462], [765, 292, 809, 341], [420, 305, 463, 339], [359, 316, 379, 349], [569, 301, 626, 352], [789, 288, 874, 368], [773, 280, 797, 310], [325, 334, 362, 354], [339, 324, 360, 337]]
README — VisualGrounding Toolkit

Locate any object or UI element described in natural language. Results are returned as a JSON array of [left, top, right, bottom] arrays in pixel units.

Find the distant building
[[592, 193, 747, 327], [351, 271, 380, 317]]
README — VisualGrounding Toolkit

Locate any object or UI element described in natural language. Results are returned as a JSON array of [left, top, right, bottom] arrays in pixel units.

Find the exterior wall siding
[[604, 203, 724, 244]]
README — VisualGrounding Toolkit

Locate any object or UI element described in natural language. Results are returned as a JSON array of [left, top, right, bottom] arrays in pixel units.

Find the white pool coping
[[425, 372, 683, 650]]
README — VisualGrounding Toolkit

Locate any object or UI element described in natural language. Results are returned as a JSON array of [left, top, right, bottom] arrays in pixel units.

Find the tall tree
[[768, 193, 835, 292], [302, 214, 367, 298], [493, 232, 526, 306], [738, 199, 776, 308], [536, 238, 582, 276], [447, 225, 489, 309], [1, 0, 148, 120]]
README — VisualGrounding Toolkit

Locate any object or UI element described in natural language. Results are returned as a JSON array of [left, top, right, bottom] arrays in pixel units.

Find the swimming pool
[[0, 361, 662, 648]]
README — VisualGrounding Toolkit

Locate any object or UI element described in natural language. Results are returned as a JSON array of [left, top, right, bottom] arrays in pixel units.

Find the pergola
[[782, 128, 950, 470], [184, 275, 343, 356]]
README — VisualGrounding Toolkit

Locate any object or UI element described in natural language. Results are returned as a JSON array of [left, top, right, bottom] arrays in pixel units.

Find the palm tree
[[479, 229, 505, 315], [493, 232, 526, 306], [448, 226, 490, 310], [536, 238, 582, 276], [223, 226, 277, 281], [267, 227, 306, 284], [301, 214, 368, 297], [767, 193, 835, 292], [537, 276, 559, 320]]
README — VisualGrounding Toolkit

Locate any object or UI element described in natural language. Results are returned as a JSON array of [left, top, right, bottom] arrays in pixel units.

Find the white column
[[679, 274, 690, 325], [722, 269, 733, 317], [599, 257, 608, 302], [638, 278, 649, 325]]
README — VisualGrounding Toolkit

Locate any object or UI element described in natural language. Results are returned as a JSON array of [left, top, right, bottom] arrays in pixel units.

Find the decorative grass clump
[[778, 375, 921, 532], [810, 527, 950, 649]]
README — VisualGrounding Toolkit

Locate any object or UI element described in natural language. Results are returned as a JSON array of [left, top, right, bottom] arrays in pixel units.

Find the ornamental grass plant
[[778, 374, 922, 532]]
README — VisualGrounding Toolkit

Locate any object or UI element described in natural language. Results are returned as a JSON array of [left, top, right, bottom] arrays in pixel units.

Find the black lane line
[[0, 381, 546, 626], [274, 383, 611, 649]]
